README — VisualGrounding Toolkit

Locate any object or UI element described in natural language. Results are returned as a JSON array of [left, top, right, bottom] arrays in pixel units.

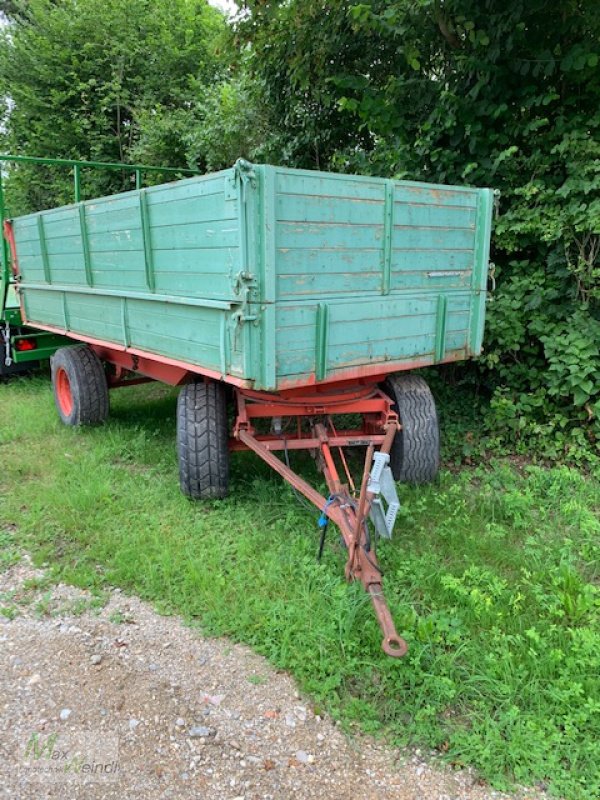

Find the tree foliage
[[0, 0, 225, 211], [235, 0, 600, 458], [0, 0, 598, 458]]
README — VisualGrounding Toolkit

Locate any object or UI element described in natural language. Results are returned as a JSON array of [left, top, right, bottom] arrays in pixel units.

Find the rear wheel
[[382, 373, 440, 484], [50, 345, 109, 426], [177, 381, 229, 500]]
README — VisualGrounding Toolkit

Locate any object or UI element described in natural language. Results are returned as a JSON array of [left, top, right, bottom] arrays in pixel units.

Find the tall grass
[[1, 374, 599, 799]]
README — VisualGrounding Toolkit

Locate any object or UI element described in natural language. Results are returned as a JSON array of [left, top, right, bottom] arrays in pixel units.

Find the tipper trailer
[[2, 156, 495, 657]]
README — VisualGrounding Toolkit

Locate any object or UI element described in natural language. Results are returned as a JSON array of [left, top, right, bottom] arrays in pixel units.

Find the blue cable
[[318, 496, 335, 528]]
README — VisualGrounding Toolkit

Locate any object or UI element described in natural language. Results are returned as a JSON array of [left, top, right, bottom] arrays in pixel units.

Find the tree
[[0, 0, 226, 212], [237, 0, 600, 454]]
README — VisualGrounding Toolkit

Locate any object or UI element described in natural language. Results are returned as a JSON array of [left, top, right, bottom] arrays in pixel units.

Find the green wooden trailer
[[4, 157, 495, 657], [8, 158, 494, 391]]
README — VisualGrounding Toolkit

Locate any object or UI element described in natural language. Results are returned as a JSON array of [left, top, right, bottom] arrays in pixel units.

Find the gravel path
[[0, 560, 542, 800]]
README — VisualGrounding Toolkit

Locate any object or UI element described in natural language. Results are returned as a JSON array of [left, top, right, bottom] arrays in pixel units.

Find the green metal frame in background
[[0, 154, 200, 362]]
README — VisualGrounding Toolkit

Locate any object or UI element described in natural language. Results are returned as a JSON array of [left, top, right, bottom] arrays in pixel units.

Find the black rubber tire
[[50, 345, 109, 426], [177, 381, 229, 500], [382, 373, 440, 484]]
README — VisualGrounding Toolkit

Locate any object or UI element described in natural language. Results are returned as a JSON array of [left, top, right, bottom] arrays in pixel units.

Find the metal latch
[[2, 322, 12, 367]]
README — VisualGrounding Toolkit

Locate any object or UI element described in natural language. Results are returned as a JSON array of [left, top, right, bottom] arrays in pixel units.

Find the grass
[[1, 373, 599, 799]]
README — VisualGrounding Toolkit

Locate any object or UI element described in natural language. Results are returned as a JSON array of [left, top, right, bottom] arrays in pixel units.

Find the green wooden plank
[[42, 219, 239, 255], [394, 202, 476, 228], [11, 170, 231, 227], [276, 267, 473, 298], [44, 234, 143, 255], [391, 249, 473, 271], [276, 247, 381, 274], [22, 291, 64, 327], [391, 271, 472, 292], [150, 220, 240, 250], [275, 308, 470, 343], [275, 294, 470, 325], [392, 226, 475, 250], [15, 253, 47, 283], [394, 185, 478, 208], [20, 282, 234, 310], [277, 332, 469, 378], [276, 221, 382, 250], [276, 193, 384, 225], [146, 170, 230, 200], [278, 272, 382, 298], [152, 271, 238, 301], [275, 171, 385, 202]]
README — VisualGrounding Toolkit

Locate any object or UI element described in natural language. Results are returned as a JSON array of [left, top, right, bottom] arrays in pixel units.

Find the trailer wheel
[[382, 373, 440, 484], [51, 345, 109, 426], [177, 381, 229, 500]]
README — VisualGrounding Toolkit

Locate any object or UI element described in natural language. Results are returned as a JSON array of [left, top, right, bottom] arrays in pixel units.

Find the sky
[[208, 0, 238, 17]]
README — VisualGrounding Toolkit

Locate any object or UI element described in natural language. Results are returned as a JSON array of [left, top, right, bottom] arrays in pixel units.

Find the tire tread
[[177, 381, 229, 500], [383, 373, 439, 484], [51, 345, 109, 425]]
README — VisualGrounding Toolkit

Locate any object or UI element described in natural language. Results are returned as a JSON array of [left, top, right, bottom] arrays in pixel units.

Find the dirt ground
[[0, 559, 543, 800]]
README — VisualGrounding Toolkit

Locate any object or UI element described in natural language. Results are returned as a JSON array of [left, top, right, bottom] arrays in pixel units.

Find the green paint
[[382, 179, 394, 295], [139, 190, 155, 291], [37, 215, 51, 283], [470, 188, 495, 355], [78, 203, 93, 286], [259, 165, 277, 389], [11, 331, 67, 363], [120, 298, 130, 347], [435, 294, 448, 361], [315, 303, 329, 381], [61, 291, 70, 330], [10, 161, 494, 390], [19, 281, 234, 310]]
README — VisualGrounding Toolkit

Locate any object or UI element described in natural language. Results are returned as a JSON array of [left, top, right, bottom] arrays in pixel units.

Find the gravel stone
[[0, 559, 546, 800], [189, 725, 213, 738]]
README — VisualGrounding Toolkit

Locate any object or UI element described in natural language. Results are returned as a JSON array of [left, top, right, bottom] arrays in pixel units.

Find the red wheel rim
[[56, 367, 73, 416]]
